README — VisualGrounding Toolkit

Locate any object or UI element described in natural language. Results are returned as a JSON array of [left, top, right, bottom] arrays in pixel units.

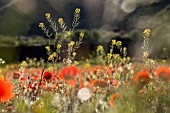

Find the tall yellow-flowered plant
[[39, 8, 84, 64], [142, 28, 151, 63], [37, 8, 84, 99]]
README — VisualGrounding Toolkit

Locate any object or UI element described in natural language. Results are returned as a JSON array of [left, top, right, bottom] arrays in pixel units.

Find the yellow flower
[[74, 61, 79, 65], [72, 52, 77, 56], [123, 57, 126, 61], [21, 61, 27, 67], [84, 63, 90, 68], [57, 44, 61, 49], [115, 74, 120, 79], [58, 18, 64, 23], [116, 41, 122, 46], [111, 39, 116, 45], [75, 8, 81, 13], [45, 46, 50, 51], [39, 23, 44, 28], [52, 52, 57, 57], [45, 13, 50, 18], [48, 66, 53, 71], [67, 31, 72, 36], [97, 45, 104, 51], [71, 41, 75, 45], [113, 54, 120, 59], [80, 32, 84, 37], [48, 55, 54, 60], [107, 53, 112, 59], [68, 41, 75, 46], [143, 28, 151, 36], [123, 47, 127, 51], [143, 51, 149, 57]]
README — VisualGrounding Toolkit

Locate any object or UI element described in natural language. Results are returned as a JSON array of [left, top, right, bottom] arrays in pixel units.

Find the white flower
[[66, 59, 72, 65], [117, 67, 123, 73], [130, 70, 134, 74], [150, 59, 155, 65], [77, 88, 91, 101], [126, 63, 132, 70]]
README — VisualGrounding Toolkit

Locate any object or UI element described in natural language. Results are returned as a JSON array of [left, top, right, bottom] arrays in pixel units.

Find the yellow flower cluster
[[39, 23, 44, 28], [48, 52, 57, 60], [116, 41, 122, 46], [68, 41, 75, 47], [123, 57, 126, 61], [75, 8, 81, 13], [21, 61, 28, 67], [107, 53, 112, 59], [123, 47, 127, 51], [80, 32, 84, 37], [45, 13, 50, 18], [74, 61, 79, 65], [67, 31, 72, 36], [57, 44, 61, 49], [52, 52, 57, 57], [143, 28, 151, 37], [115, 74, 121, 79], [48, 55, 53, 61], [72, 52, 77, 56], [97, 45, 104, 51], [107, 53, 121, 59], [58, 18, 64, 24], [45, 46, 50, 51], [113, 54, 120, 59], [84, 63, 90, 68], [48, 66, 53, 71], [111, 39, 122, 46], [143, 51, 149, 57], [111, 39, 116, 45]]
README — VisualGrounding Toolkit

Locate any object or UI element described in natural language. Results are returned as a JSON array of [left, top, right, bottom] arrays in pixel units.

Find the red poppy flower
[[31, 75, 40, 80], [133, 71, 150, 86], [109, 93, 120, 106], [19, 77, 25, 82], [0, 76, 14, 102], [155, 66, 170, 81], [57, 65, 79, 86], [91, 66, 108, 76], [40, 81, 47, 89], [43, 71, 53, 81], [89, 79, 108, 93], [90, 79, 108, 88]]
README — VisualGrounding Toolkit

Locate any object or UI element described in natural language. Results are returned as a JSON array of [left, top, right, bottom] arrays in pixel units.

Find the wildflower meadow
[[0, 7, 170, 113]]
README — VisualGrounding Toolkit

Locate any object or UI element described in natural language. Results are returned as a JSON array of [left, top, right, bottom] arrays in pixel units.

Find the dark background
[[0, 0, 170, 63]]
